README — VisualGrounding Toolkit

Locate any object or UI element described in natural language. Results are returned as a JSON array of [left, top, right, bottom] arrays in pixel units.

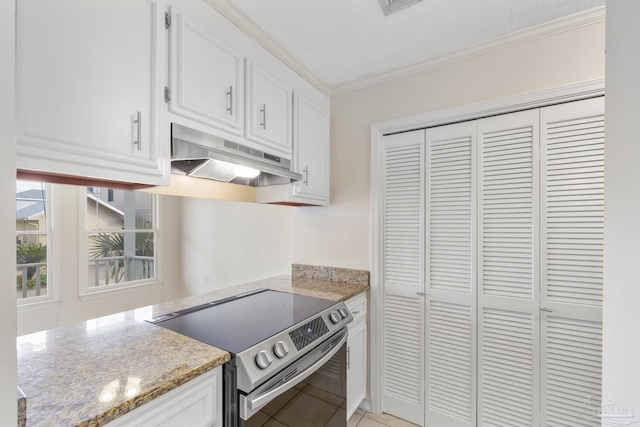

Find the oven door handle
[[247, 330, 348, 411]]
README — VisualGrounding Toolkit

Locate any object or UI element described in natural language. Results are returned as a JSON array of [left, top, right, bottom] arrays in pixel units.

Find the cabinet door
[[17, 0, 167, 186], [169, 6, 244, 137], [106, 368, 221, 427], [347, 319, 367, 420], [246, 62, 293, 157], [291, 94, 330, 204]]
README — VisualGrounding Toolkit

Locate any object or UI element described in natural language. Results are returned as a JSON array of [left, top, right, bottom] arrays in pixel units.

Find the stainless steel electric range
[[149, 288, 353, 427]]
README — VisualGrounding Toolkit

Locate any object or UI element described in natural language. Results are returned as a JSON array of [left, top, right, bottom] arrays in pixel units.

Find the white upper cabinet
[[291, 93, 330, 203], [17, 0, 168, 187], [245, 62, 293, 158], [168, 5, 244, 138], [255, 90, 330, 206]]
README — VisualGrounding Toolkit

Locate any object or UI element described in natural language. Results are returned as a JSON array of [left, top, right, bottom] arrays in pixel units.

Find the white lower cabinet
[[107, 367, 222, 427], [346, 293, 368, 419]]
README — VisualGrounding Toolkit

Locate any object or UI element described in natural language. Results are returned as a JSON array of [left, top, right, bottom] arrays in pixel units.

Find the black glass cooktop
[[150, 289, 337, 354]]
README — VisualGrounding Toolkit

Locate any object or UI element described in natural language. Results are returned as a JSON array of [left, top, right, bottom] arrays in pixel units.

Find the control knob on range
[[255, 350, 273, 369], [329, 311, 341, 324], [273, 341, 289, 359], [338, 308, 349, 319]]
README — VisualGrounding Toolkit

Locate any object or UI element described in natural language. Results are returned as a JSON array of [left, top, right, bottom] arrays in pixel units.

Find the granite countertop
[[17, 268, 369, 426]]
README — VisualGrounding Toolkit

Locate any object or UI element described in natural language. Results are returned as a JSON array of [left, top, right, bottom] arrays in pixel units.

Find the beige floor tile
[[347, 411, 363, 427], [303, 384, 346, 407], [356, 417, 388, 427], [262, 419, 287, 427], [325, 407, 347, 427], [261, 387, 300, 417], [363, 412, 420, 427], [245, 410, 271, 427], [274, 392, 339, 427]]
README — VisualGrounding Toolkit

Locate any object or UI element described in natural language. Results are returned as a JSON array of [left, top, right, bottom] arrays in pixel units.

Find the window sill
[[17, 298, 61, 314], [79, 280, 162, 301]]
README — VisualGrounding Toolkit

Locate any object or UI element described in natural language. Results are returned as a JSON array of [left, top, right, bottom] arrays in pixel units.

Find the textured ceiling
[[226, 0, 605, 89]]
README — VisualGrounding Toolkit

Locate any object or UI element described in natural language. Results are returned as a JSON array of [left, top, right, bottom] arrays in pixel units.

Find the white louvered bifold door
[[424, 121, 477, 427], [477, 110, 540, 427], [381, 130, 426, 426], [540, 97, 604, 426]]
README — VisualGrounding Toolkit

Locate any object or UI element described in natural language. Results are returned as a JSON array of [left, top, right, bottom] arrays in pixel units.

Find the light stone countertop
[[17, 273, 369, 426]]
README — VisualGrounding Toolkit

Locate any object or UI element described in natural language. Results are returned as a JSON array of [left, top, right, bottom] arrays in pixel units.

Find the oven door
[[239, 328, 348, 427]]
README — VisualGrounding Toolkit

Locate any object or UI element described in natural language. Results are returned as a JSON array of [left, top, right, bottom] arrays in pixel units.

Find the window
[[82, 187, 157, 294], [16, 181, 51, 302]]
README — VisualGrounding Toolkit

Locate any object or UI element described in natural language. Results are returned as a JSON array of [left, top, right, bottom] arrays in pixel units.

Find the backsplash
[[292, 264, 370, 286]]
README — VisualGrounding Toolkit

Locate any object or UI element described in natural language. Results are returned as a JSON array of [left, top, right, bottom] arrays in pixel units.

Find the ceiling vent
[[378, 0, 422, 16]]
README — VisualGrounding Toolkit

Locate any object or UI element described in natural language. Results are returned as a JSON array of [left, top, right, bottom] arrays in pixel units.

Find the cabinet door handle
[[303, 166, 309, 186], [540, 307, 553, 313], [133, 111, 142, 151], [260, 104, 267, 129], [226, 86, 233, 115], [347, 346, 350, 370], [352, 310, 360, 315]]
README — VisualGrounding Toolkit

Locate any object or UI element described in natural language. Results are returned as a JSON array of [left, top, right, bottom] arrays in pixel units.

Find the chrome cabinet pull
[[226, 86, 233, 115], [133, 111, 142, 151], [416, 291, 426, 296], [540, 307, 553, 313], [303, 166, 309, 186], [347, 346, 351, 369], [260, 104, 267, 129]]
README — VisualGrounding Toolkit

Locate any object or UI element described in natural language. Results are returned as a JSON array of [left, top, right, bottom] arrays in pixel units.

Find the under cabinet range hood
[[171, 124, 302, 187]]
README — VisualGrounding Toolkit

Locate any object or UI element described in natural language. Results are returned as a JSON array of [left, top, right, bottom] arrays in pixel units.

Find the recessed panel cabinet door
[[169, 6, 244, 136], [246, 62, 293, 157], [291, 94, 330, 204], [17, 0, 167, 186]]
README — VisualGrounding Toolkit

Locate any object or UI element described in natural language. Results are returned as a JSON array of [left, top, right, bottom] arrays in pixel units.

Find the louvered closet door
[[424, 121, 477, 427], [540, 97, 604, 426], [477, 109, 540, 427], [381, 130, 426, 426]]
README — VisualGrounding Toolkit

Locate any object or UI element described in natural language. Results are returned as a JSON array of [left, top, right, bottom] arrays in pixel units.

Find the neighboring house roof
[[16, 191, 125, 219], [16, 189, 45, 220], [16, 201, 45, 220], [86, 194, 125, 216]]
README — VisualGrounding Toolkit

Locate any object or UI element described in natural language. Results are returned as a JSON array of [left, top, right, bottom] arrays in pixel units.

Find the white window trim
[[368, 78, 605, 414], [78, 187, 162, 299], [16, 182, 59, 307]]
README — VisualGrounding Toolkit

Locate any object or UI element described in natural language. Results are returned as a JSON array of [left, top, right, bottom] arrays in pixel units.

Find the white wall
[[293, 19, 606, 271], [173, 196, 294, 296], [603, 0, 640, 419], [17, 184, 293, 334], [17, 187, 183, 335], [0, 0, 17, 420]]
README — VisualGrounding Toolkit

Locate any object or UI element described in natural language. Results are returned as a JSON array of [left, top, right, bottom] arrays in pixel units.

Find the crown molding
[[203, 1, 604, 98], [204, 0, 332, 95], [331, 5, 605, 96]]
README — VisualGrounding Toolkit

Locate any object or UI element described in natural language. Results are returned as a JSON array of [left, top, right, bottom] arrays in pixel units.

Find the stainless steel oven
[[149, 289, 352, 427]]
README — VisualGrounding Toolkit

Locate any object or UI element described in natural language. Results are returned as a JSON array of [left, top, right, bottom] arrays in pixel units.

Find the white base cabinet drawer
[[107, 367, 222, 427]]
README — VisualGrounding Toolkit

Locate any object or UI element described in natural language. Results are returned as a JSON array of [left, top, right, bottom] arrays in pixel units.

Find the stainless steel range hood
[[171, 124, 302, 187]]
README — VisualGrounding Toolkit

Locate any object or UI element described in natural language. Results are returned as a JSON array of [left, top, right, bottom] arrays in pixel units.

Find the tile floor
[[246, 378, 418, 427], [348, 408, 419, 427]]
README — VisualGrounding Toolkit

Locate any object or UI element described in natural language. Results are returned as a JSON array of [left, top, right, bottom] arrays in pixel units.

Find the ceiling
[[219, 0, 605, 93]]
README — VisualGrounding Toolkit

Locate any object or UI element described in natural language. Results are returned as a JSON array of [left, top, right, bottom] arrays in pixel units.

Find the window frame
[[16, 182, 58, 307], [78, 187, 161, 299]]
